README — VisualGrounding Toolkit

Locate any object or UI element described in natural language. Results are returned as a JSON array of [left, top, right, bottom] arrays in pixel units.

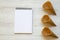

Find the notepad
[[14, 8, 32, 33]]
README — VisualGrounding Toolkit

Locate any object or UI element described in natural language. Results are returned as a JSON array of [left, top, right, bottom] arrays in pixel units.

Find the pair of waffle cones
[[41, 1, 58, 38]]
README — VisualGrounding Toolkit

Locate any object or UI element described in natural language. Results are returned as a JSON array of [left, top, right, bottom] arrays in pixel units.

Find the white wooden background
[[0, 0, 60, 40]]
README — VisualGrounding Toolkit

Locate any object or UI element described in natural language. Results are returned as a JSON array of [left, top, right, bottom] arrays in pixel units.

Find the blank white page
[[14, 8, 32, 33]]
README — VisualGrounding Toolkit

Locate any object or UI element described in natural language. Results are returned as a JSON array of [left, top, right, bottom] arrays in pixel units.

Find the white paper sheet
[[14, 8, 32, 33]]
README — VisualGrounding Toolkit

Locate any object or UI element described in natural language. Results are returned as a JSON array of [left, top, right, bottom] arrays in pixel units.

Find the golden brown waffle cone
[[41, 15, 56, 27], [43, 1, 56, 15], [42, 27, 58, 38]]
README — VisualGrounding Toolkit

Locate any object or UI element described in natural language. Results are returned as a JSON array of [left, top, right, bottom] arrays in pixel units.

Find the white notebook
[[14, 8, 32, 33]]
